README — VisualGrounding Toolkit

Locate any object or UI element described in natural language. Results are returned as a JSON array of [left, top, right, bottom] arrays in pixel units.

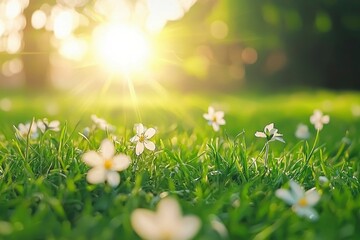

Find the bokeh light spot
[[5, 0, 22, 19], [6, 32, 22, 53], [315, 12, 332, 32], [0, 21, 5, 37], [210, 20, 228, 39], [59, 37, 87, 61], [2, 58, 23, 76], [31, 10, 47, 29], [53, 9, 79, 39], [241, 47, 258, 64]]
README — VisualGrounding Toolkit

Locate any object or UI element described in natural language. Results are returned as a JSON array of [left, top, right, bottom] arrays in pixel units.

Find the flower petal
[[203, 113, 211, 120], [100, 139, 115, 159], [112, 154, 131, 171], [131, 209, 161, 240], [315, 122, 323, 130], [144, 140, 155, 151], [135, 123, 144, 134], [136, 142, 145, 155], [37, 120, 46, 133], [130, 135, 139, 143], [82, 151, 102, 167], [157, 198, 182, 220], [208, 106, 215, 115], [322, 115, 330, 124], [275, 189, 296, 205], [265, 123, 274, 132], [217, 118, 226, 125], [86, 167, 106, 184], [145, 128, 156, 139], [305, 188, 320, 206], [49, 121, 60, 131], [106, 171, 120, 187], [255, 132, 266, 138], [215, 111, 224, 119], [212, 123, 220, 131], [175, 215, 201, 240], [290, 180, 305, 200], [275, 137, 285, 143], [293, 206, 319, 220]]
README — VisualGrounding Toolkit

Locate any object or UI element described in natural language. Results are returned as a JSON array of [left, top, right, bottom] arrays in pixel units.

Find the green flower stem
[[264, 142, 270, 168], [302, 129, 320, 172]]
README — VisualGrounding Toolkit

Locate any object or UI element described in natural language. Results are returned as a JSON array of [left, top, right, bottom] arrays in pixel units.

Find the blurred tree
[[22, 1, 52, 89]]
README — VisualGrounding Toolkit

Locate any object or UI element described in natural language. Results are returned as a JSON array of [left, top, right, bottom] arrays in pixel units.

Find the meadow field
[[0, 89, 359, 239]]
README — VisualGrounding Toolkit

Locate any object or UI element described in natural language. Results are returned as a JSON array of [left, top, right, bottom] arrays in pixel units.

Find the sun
[[92, 23, 152, 74]]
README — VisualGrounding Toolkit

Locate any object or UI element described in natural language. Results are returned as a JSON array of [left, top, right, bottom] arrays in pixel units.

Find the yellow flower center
[[298, 197, 308, 207], [212, 116, 217, 122], [139, 134, 145, 143], [104, 159, 113, 170]]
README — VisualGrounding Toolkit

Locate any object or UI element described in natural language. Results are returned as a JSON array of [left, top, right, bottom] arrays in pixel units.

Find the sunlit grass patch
[[0, 89, 359, 239]]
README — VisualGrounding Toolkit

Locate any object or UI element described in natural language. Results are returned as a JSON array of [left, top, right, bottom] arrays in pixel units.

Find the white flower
[[82, 139, 131, 187], [37, 118, 60, 133], [91, 114, 115, 132], [131, 198, 201, 240], [295, 123, 310, 139], [255, 123, 285, 143], [276, 180, 321, 220], [310, 110, 330, 130], [15, 121, 38, 139], [130, 123, 156, 155], [203, 106, 225, 132]]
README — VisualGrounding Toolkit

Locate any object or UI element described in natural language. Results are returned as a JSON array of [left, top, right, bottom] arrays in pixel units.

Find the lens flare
[[93, 24, 151, 73]]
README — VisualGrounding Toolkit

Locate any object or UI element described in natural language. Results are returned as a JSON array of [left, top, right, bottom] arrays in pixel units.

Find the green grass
[[0, 89, 360, 239]]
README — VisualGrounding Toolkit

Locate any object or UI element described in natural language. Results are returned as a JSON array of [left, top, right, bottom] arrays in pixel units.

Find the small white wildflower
[[91, 114, 115, 132], [203, 106, 226, 132], [82, 139, 131, 187], [37, 118, 60, 133], [276, 180, 320, 220], [131, 198, 201, 240], [255, 123, 285, 143], [130, 123, 156, 155], [310, 110, 330, 130], [15, 121, 38, 139], [295, 123, 310, 140]]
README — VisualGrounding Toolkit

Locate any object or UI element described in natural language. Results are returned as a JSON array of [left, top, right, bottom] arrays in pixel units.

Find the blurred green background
[[0, 0, 359, 92]]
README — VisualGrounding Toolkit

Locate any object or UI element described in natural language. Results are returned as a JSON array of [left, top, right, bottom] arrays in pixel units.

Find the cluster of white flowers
[[81, 119, 201, 239], [13, 107, 331, 239], [15, 118, 60, 139], [82, 121, 157, 187], [295, 109, 330, 139], [91, 114, 116, 132]]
